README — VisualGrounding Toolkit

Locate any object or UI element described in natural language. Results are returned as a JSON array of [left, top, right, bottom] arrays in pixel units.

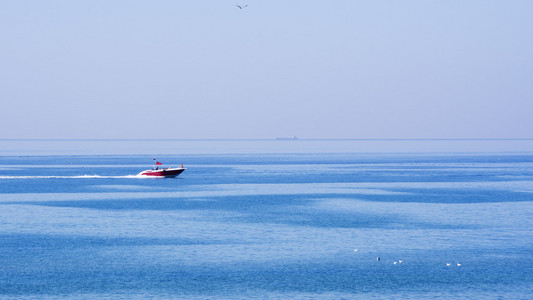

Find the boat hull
[[138, 168, 186, 178]]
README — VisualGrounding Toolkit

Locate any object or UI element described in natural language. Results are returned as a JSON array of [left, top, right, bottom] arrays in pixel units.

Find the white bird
[[446, 263, 452, 267], [377, 257, 381, 261], [393, 261, 398, 264], [457, 263, 462, 267], [399, 260, 404, 263], [354, 249, 358, 252]]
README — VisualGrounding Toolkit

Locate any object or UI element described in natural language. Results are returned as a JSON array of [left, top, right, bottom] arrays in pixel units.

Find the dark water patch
[[3, 193, 398, 230], [241, 206, 399, 229], [359, 189, 533, 203], [0, 234, 229, 251], [5, 194, 316, 211], [6, 193, 481, 230]]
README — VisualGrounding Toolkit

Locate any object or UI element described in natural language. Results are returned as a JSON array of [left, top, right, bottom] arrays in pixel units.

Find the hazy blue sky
[[1, 0, 532, 139]]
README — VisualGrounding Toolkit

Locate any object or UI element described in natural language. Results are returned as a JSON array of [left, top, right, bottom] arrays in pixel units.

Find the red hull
[[138, 168, 185, 178]]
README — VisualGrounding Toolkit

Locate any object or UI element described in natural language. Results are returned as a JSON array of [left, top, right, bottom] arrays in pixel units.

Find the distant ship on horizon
[[275, 136, 298, 140]]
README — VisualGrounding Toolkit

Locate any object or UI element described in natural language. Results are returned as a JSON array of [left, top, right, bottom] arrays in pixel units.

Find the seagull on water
[[398, 260, 404, 263], [457, 263, 462, 267], [446, 263, 452, 267]]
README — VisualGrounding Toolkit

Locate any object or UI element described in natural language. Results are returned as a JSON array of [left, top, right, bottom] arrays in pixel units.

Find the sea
[[1, 139, 532, 299]]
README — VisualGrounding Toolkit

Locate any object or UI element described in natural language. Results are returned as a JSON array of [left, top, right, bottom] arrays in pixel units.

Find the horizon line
[[1, 138, 533, 141]]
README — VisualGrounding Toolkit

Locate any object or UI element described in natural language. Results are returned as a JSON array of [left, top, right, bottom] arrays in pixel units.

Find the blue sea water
[[1, 139, 533, 299]]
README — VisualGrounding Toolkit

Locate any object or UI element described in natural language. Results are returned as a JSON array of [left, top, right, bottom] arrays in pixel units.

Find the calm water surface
[[1, 140, 532, 299]]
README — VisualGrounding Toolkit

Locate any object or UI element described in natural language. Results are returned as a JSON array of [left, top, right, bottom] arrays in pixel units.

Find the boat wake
[[0, 175, 144, 179]]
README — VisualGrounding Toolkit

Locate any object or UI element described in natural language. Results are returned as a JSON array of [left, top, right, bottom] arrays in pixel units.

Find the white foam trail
[[0, 175, 142, 179]]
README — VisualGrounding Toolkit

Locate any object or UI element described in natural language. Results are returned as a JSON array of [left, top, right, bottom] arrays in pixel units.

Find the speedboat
[[138, 161, 186, 178]]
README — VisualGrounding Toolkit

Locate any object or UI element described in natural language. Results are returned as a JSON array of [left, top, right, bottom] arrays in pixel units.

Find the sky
[[0, 0, 532, 139]]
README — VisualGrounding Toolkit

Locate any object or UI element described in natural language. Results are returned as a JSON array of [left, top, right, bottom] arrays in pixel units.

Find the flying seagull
[[236, 4, 248, 9]]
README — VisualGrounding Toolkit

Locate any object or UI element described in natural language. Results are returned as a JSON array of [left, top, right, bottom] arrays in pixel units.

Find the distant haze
[[1, 0, 532, 139]]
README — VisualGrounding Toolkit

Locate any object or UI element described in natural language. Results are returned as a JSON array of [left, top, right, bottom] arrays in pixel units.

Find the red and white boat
[[138, 160, 186, 178]]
